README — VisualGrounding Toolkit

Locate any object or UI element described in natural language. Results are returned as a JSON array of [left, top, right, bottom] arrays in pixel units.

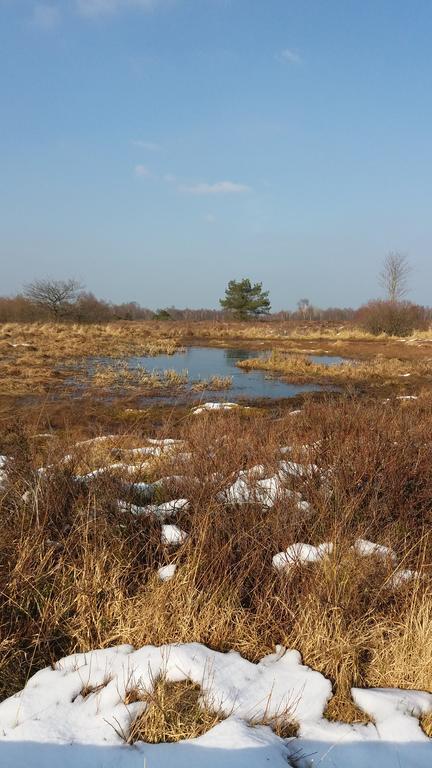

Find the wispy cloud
[[181, 181, 251, 196], [134, 164, 152, 178], [77, 0, 161, 16], [277, 48, 301, 65], [132, 140, 161, 152], [32, 3, 61, 30]]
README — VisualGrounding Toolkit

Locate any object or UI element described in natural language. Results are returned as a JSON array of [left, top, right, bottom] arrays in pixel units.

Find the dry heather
[[238, 351, 432, 388], [0, 396, 431, 733]]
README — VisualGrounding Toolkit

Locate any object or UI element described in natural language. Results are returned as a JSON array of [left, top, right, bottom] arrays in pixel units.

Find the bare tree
[[24, 278, 83, 320], [379, 252, 411, 303], [297, 298, 312, 319]]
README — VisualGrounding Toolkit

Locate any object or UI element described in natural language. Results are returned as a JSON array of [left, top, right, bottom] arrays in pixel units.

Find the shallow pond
[[107, 347, 343, 401]]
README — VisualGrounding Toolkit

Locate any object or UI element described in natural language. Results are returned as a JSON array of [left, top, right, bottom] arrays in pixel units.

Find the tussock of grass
[[192, 375, 233, 391], [127, 677, 224, 744], [421, 712, 432, 737], [0, 396, 431, 726], [79, 678, 111, 700], [91, 362, 189, 390], [238, 351, 432, 387]]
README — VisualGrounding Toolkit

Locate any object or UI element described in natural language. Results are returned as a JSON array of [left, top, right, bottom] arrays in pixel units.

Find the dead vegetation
[[1, 320, 432, 400], [90, 362, 189, 390], [0, 395, 431, 735], [238, 351, 432, 389], [192, 375, 233, 391], [126, 676, 225, 744]]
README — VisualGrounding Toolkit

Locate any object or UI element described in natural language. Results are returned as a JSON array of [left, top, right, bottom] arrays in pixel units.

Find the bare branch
[[24, 278, 83, 320], [379, 252, 411, 303]]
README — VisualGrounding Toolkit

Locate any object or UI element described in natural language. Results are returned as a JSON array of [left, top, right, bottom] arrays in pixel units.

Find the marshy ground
[[1, 319, 431, 425], [0, 320, 431, 748]]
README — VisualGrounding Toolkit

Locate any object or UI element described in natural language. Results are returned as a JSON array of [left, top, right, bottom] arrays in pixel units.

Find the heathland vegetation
[[1, 398, 431, 732], [1, 255, 432, 757]]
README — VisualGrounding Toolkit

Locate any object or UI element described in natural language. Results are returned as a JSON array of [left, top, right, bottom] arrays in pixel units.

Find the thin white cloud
[[134, 164, 152, 178], [163, 173, 177, 183], [77, 0, 161, 16], [32, 3, 61, 30], [132, 140, 161, 152], [277, 48, 301, 65], [204, 213, 216, 223], [181, 181, 251, 196]]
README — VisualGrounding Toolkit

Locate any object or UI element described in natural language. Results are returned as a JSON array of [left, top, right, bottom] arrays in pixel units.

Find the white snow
[[157, 563, 177, 581], [118, 500, 153, 516], [273, 542, 333, 571], [75, 435, 117, 447], [161, 524, 188, 545], [193, 402, 238, 415], [148, 438, 184, 447], [219, 469, 312, 511], [153, 474, 193, 489], [118, 445, 164, 457], [0, 642, 430, 768], [118, 498, 189, 519], [353, 538, 397, 561], [389, 568, 419, 588], [0, 455, 8, 487]]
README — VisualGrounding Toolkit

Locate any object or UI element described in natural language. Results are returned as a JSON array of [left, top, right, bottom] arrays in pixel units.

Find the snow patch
[[161, 524, 188, 545]]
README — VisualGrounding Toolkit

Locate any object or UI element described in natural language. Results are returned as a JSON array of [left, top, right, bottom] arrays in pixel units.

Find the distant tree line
[[0, 277, 356, 324], [0, 291, 154, 323], [1, 253, 430, 336], [0, 288, 356, 324]]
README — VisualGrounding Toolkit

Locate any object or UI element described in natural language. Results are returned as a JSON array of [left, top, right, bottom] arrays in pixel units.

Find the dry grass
[[127, 676, 224, 744], [91, 362, 189, 390], [421, 712, 432, 737], [2, 319, 432, 400], [192, 375, 233, 391], [0, 322, 184, 396], [238, 351, 432, 388], [0, 395, 431, 729]]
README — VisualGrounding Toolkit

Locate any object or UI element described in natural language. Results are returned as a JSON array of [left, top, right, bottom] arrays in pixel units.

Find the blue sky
[[1, 0, 431, 310]]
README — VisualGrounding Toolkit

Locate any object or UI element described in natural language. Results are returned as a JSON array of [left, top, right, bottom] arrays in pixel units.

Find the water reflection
[[117, 346, 340, 402]]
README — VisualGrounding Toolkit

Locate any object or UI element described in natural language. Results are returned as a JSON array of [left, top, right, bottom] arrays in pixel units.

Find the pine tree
[[220, 279, 271, 320]]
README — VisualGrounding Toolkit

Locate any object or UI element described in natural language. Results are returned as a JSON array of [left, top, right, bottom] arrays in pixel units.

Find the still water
[[121, 346, 343, 401]]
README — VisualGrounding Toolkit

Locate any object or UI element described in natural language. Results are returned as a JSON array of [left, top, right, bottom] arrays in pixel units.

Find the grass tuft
[[127, 676, 225, 744]]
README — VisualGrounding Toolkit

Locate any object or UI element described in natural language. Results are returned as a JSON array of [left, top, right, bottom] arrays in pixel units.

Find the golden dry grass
[[0, 322, 184, 396], [126, 677, 225, 744], [1, 320, 431, 399], [0, 395, 431, 732], [91, 362, 189, 390], [191, 375, 233, 391], [238, 351, 432, 387]]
